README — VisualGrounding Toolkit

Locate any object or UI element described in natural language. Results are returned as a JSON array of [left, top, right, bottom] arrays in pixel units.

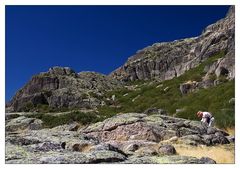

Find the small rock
[[179, 83, 191, 94], [124, 143, 139, 152], [28, 142, 62, 152], [199, 157, 216, 164], [214, 79, 222, 86], [179, 135, 203, 145], [144, 107, 158, 115], [176, 108, 185, 114], [178, 127, 199, 136], [202, 134, 214, 146], [158, 109, 167, 115], [89, 143, 126, 157], [68, 122, 80, 131], [29, 119, 43, 130], [168, 136, 179, 142], [207, 127, 217, 135], [136, 147, 158, 156], [226, 136, 235, 143], [144, 107, 167, 115], [229, 98, 235, 104], [163, 87, 169, 92], [158, 144, 176, 155], [212, 136, 230, 145], [215, 66, 229, 77], [159, 129, 177, 140], [72, 143, 92, 152], [215, 131, 224, 137]]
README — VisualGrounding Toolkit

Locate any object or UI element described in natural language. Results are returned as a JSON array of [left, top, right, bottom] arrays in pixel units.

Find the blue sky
[[6, 5, 230, 101]]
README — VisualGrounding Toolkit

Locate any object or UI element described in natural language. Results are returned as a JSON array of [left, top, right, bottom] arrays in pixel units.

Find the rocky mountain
[[5, 112, 233, 164], [7, 67, 122, 112], [5, 6, 235, 164], [6, 6, 235, 112], [109, 6, 235, 83]]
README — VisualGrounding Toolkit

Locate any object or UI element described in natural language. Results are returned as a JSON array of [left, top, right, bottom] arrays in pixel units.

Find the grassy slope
[[99, 51, 235, 128], [26, 51, 234, 129]]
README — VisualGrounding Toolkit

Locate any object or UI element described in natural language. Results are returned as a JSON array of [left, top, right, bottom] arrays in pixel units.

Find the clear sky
[[6, 5, 230, 101]]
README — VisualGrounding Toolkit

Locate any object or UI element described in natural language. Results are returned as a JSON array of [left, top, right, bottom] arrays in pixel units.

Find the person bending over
[[197, 111, 215, 127]]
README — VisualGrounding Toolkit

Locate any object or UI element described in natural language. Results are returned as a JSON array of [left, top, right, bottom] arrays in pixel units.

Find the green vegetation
[[20, 102, 35, 112], [21, 51, 234, 129], [6, 114, 21, 120], [20, 103, 70, 113], [27, 111, 100, 128], [98, 51, 234, 128]]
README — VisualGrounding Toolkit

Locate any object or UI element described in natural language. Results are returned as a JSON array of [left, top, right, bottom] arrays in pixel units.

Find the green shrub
[[20, 101, 34, 112]]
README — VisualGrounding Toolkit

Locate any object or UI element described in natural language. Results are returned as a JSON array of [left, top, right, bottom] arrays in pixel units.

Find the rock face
[[6, 112, 226, 164], [7, 67, 122, 111], [109, 6, 235, 82]]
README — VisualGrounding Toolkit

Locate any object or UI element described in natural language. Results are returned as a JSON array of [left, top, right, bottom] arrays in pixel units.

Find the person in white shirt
[[197, 111, 215, 127]]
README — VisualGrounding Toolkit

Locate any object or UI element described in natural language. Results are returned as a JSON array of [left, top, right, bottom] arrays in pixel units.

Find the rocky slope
[[6, 112, 233, 164], [7, 67, 122, 112], [109, 6, 234, 83]]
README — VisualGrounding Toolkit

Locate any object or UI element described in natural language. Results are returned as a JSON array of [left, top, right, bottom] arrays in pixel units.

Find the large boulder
[[5, 116, 43, 132]]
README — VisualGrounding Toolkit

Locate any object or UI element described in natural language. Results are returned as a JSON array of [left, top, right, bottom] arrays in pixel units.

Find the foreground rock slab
[[81, 113, 230, 146], [6, 112, 231, 163]]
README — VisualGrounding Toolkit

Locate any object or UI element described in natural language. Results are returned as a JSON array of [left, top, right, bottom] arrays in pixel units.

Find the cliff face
[[109, 6, 235, 82], [8, 67, 122, 112]]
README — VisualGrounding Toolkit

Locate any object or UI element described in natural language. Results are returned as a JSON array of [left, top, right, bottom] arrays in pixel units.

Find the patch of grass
[[27, 111, 100, 128], [174, 143, 234, 164], [225, 127, 235, 135]]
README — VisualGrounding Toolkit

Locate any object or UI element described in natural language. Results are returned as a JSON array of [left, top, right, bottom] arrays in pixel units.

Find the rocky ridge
[[110, 6, 235, 83], [7, 67, 122, 112], [5, 112, 233, 164]]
